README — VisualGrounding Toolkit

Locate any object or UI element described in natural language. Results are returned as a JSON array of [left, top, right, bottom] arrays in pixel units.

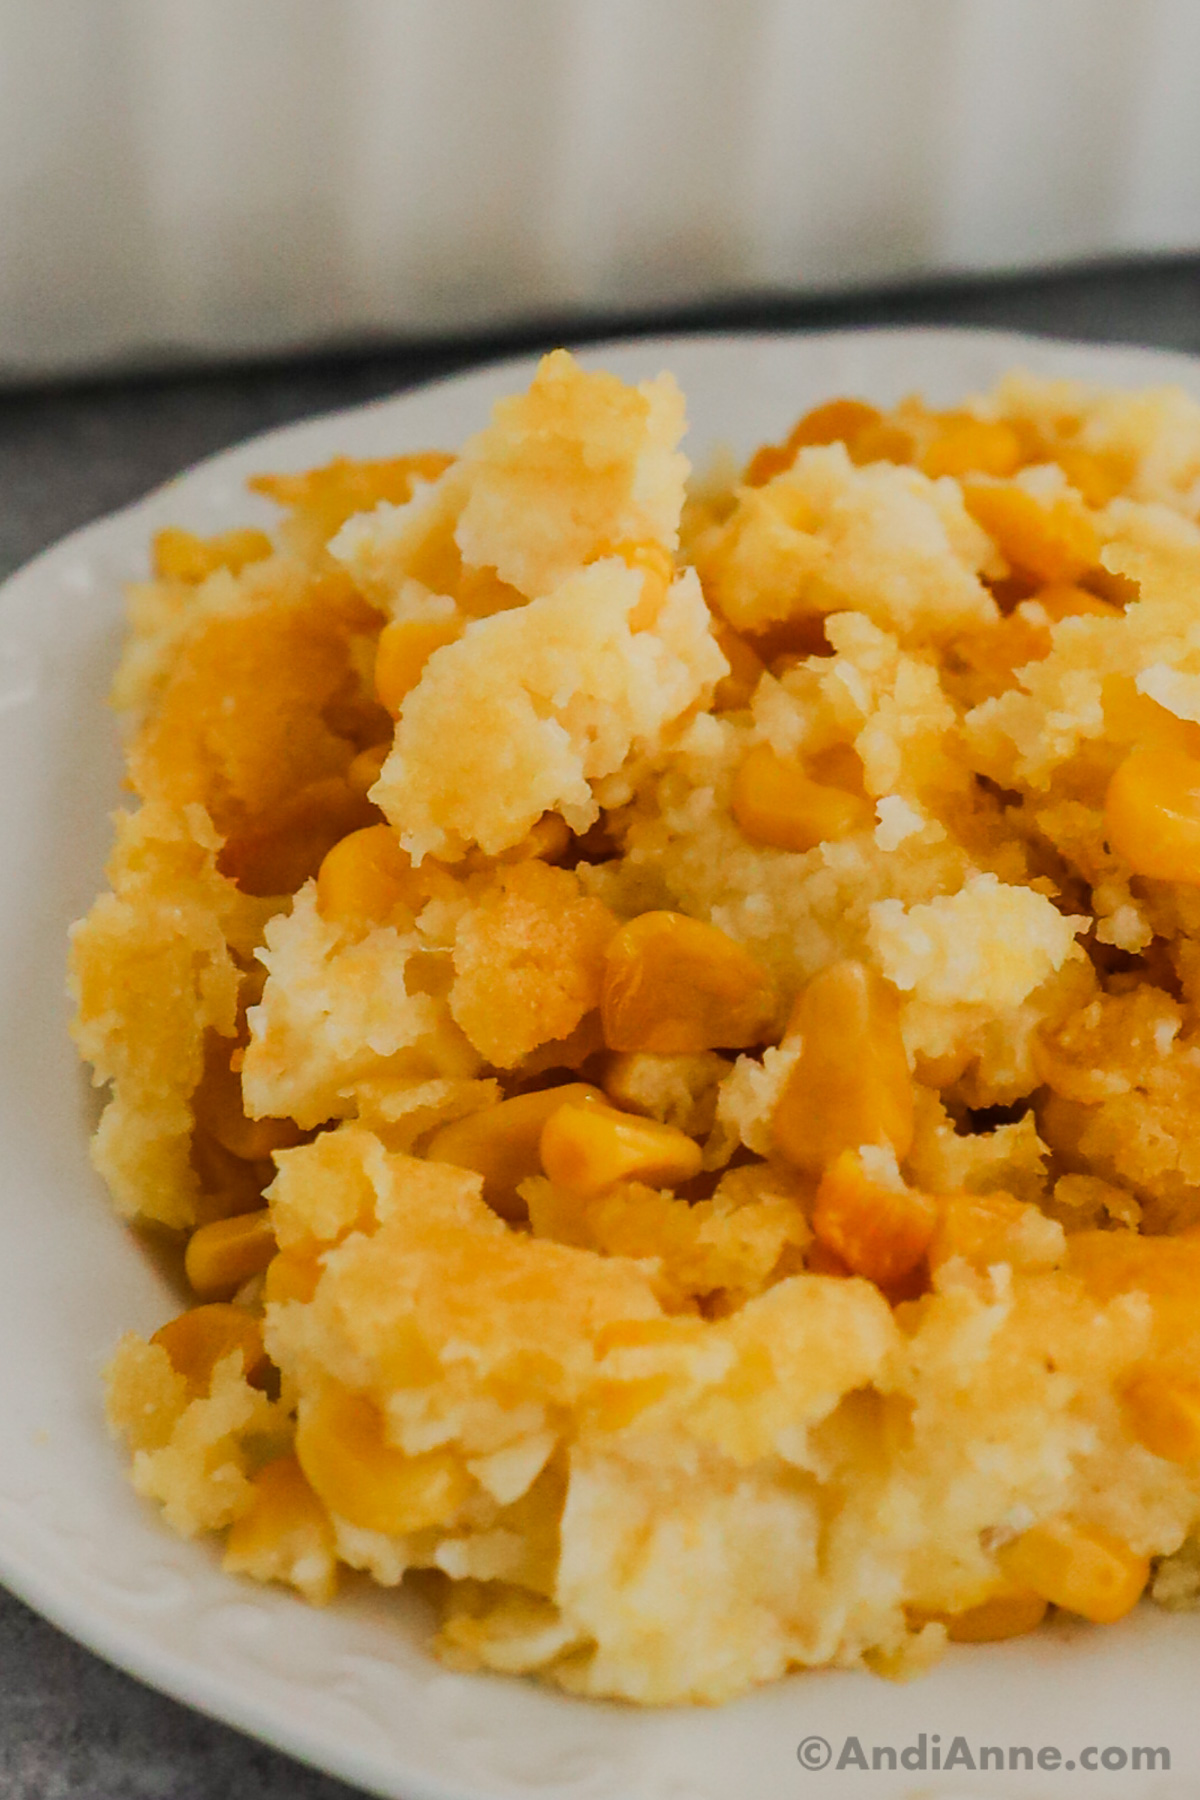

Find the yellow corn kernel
[[540, 1100, 703, 1198], [998, 1519, 1149, 1624], [916, 1588, 1048, 1644], [374, 614, 462, 716], [1054, 445, 1130, 508], [185, 1209, 277, 1299], [1123, 1367, 1200, 1463], [947, 1590, 1048, 1643], [811, 1150, 936, 1289], [731, 741, 872, 852], [190, 1125, 270, 1226], [963, 480, 1101, 584], [601, 910, 775, 1053], [494, 812, 573, 864], [1069, 1233, 1200, 1361], [773, 960, 914, 1173], [928, 1190, 1038, 1271], [295, 1384, 470, 1535], [1104, 680, 1200, 758], [224, 1454, 338, 1606], [151, 1304, 267, 1397], [425, 1083, 605, 1219], [345, 740, 391, 797], [457, 811, 573, 873], [919, 416, 1023, 481], [1105, 745, 1200, 883], [263, 1247, 323, 1306], [316, 824, 423, 923], [152, 525, 273, 583], [710, 617, 766, 711], [744, 398, 882, 486]]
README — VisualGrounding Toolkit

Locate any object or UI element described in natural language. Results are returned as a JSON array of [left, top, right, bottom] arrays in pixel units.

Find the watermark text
[[796, 1732, 1169, 1774]]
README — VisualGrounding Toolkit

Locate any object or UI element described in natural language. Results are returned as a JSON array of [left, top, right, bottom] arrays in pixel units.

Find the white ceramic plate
[[6, 328, 1200, 1800]]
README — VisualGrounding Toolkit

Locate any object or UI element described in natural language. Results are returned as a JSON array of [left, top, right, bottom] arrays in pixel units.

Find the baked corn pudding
[[70, 349, 1200, 1704]]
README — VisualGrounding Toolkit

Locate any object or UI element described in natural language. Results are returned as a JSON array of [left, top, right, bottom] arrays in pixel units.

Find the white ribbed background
[[3, 0, 1200, 377]]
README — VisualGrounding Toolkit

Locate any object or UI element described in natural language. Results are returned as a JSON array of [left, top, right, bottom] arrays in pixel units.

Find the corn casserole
[[69, 349, 1200, 1704]]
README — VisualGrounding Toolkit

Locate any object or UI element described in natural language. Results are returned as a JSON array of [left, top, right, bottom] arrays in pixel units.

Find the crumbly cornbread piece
[[449, 862, 617, 1068], [988, 371, 1200, 510], [333, 350, 688, 607], [375, 558, 724, 861], [117, 551, 382, 758], [692, 442, 1000, 643], [114, 549, 391, 900], [246, 1132, 1200, 1701], [523, 1160, 811, 1309], [79, 353, 1200, 1704], [332, 352, 719, 861], [868, 872, 1086, 1010], [69, 802, 270, 1227], [1037, 985, 1200, 1234], [241, 885, 480, 1130], [126, 572, 375, 828], [599, 1050, 730, 1138], [105, 1335, 288, 1537], [454, 350, 688, 594]]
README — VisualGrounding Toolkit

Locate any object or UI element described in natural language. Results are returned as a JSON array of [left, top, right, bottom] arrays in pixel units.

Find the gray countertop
[[4, 259, 1200, 1799]]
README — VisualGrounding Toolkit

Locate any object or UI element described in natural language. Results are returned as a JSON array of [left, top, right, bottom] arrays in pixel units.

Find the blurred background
[[4, 0, 1200, 381]]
